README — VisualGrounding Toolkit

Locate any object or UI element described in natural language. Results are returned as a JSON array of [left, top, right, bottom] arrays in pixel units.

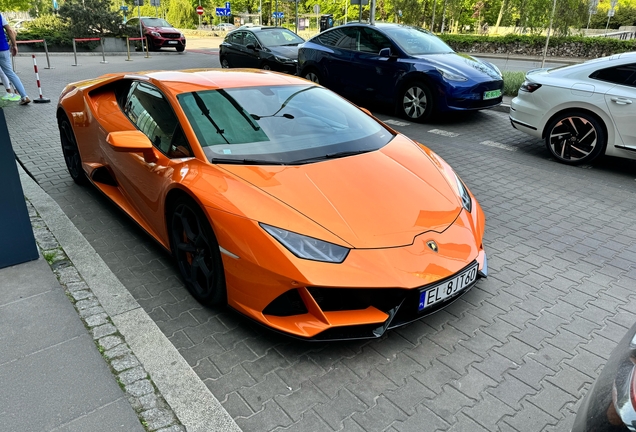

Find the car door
[[597, 63, 636, 150], [241, 31, 261, 68], [313, 27, 356, 94], [222, 31, 244, 67], [347, 27, 401, 103], [104, 81, 194, 236]]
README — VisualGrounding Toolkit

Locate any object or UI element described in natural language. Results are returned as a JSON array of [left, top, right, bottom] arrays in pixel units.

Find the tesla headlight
[[454, 174, 472, 213], [484, 61, 502, 77], [436, 66, 468, 81], [260, 223, 349, 263]]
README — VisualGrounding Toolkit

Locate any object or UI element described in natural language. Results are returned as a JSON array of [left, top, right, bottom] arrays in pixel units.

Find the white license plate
[[168, 41, 178, 44], [418, 262, 478, 311], [483, 89, 502, 100]]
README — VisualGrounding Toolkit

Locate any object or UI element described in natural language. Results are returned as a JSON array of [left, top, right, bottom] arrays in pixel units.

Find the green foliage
[[58, 0, 127, 37], [166, 0, 198, 28], [16, 14, 73, 45], [589, 5, 636, 28], [0, 0, 30, 11], [502, 70, 525, 95]]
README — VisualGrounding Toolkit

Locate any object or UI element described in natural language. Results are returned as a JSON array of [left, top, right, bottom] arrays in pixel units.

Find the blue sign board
[[225, 2, 231, 9], [120, 5, 129, 11], [215, 7, 231, 16], [272, 11, 284, 18]]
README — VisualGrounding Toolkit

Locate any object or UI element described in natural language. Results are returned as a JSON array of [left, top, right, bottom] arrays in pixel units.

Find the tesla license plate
[[483, 89, 502, 100], [418, 262, 479, 311]]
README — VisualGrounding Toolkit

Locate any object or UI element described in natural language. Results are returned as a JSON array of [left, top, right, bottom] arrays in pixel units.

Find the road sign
[[215, 7, 231, 16], [225, 2, 231, 9], [350, 0, 369, 4], [151, 0, 160, 6], [608, 8, 615, 16], [313, 4, 319, 13], [120, 5, 128, 11], [272, 11, 284, 18], [196, 5, 204, 15]]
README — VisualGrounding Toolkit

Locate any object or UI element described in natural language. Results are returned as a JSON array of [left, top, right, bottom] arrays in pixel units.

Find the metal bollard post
[[145, 38, 150, 58], [126, 37, 132, 61], [72, 39, 78, 66], [43, 40, 53, 69], [100, 38, 108, 64]]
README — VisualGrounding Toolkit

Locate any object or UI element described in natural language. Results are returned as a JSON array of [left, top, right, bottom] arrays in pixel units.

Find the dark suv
[[127, 17, 186, 52]]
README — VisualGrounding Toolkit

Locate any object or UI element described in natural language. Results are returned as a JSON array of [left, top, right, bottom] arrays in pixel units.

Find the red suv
[[127, 17, 186, 52]]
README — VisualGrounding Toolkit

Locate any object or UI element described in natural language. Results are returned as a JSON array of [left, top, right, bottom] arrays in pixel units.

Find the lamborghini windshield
[[178, 84, 393, 165]]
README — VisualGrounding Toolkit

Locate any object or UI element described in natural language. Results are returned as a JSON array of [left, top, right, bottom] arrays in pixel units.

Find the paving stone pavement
[[6, 49, 636, 432]]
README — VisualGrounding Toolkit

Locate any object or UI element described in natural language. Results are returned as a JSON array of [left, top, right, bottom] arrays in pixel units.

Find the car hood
[[266, 45, 300, 60], [220, 135, 463, 249], [412, 52, 501, 80], [146, 25, 179, 33]]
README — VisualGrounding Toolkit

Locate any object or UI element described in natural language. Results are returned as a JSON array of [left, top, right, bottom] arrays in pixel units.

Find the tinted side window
[[124, 82, 191, 158], [229, 31, 243, 45], [315, 27, 356, 50], [358, 28, 392, 53], [244, 32, 258, 47], [590, 64, 636, 86]]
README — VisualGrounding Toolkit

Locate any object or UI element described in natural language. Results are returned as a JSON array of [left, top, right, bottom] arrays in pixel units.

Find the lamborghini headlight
[[260, 224, 349, 263], [455, 174, 472, 213]]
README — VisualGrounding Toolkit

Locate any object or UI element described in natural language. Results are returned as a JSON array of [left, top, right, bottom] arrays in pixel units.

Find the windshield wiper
[[326, 149, 372, 158], [211, 157, 284, 165], [192, 92, 230, 144], [291, 149, 373, 164]]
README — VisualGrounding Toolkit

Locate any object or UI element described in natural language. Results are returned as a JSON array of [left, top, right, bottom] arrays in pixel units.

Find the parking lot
[[6, 47, 636, 432]]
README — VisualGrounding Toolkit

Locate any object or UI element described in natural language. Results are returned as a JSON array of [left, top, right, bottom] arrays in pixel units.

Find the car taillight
[[520, 80, 542, 93]]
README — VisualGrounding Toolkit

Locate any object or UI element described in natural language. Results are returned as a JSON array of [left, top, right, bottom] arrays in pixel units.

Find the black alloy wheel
[[398, 81, 433, 122], [220, 57, 230, 68], [170, 197, 226, 306], [176, 45, 185, 52], [145, 36, 155, 52], [545, 111, 606, 165], [58, 114, 88, 185]]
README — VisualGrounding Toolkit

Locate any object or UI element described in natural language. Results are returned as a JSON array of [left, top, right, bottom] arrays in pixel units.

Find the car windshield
[[382, 26, 454, 55], [256, 29, 304, 47], [142, 18, 172, 27], [178, 84, 393, 165]]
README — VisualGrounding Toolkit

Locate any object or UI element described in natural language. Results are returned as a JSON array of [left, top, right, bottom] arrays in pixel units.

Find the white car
[[510, 52, 636, 165]]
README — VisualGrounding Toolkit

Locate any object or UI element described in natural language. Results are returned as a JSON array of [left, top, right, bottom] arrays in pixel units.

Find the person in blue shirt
[[0, 14, 30, 105]]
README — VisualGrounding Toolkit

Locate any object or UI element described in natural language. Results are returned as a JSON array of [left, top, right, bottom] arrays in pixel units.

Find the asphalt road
[[6, 47, 636, 432]]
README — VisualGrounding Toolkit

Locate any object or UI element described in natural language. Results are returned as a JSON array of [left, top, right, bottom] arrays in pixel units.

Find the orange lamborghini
[[57, 69, 487, 340]]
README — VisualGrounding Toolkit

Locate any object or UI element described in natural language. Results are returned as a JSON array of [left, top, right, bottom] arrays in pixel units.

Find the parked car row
[[219, 23, 504, 123]]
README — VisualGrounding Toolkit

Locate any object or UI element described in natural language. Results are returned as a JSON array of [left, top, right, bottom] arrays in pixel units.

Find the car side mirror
[[379, 47, 396, 58], [106, 131, 157, 163], [246, 43, 257, 51]]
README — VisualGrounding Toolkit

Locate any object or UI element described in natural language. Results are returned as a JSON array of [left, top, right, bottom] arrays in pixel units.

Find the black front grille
[[263, 289, 308, 316], [307, 287, 405, 313], [162, 33, 181, 39]]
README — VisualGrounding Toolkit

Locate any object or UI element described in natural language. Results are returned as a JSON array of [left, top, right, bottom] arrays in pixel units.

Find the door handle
[[611, 97, 633, 104]]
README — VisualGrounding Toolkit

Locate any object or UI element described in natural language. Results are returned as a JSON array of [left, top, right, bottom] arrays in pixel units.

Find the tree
[[58, 0, 126, 36]]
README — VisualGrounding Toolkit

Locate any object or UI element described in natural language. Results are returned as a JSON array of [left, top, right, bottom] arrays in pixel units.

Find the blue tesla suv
[[298, 23, 504, 122]]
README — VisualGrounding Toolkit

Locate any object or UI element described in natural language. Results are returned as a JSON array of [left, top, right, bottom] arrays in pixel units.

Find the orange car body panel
[[58, 69, 487, 339]]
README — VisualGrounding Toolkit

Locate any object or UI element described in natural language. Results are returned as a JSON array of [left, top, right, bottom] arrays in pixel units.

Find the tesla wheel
[[176, 45, 185, 52], [220, 57, 230, 68], [170, 197, 226, 306], [545, 111, 606, 165], [58, 113, 88, 185], [303, 68, 321, 84], [398, 81, 433, 122]]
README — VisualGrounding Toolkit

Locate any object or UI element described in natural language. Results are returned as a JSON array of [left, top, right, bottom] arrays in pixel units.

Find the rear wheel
[[169, 197, 226, 306], [397, 81, 434, 122], [58, 113, 88, 185], [544, 111, 606, 165]]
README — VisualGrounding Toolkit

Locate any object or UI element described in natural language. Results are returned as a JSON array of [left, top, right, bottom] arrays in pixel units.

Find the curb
[[18, 165, 241, 432]]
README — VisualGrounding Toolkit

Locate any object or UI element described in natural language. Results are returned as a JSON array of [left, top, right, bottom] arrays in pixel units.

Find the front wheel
[[397, 81, 434, 122], [303, 68, 322, 85], [58, 113, 88, 185], [169, 197, 226, 306], [145, 36, 155, 52], [544, 111, 606, 165], [176, 45, 185, 52], [220, 57, 230, 68]]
